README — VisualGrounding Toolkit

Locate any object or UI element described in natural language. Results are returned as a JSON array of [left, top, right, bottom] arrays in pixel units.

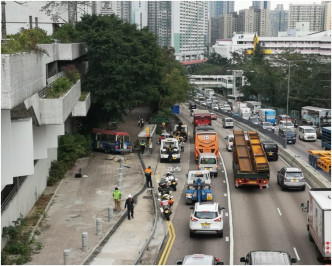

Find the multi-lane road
[[154, 103, 326, 265]]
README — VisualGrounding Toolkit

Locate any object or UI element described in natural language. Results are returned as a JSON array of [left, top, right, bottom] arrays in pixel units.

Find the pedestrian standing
[[140, 140, 146, 154], [144, 166, 153, 188], [124, 194, 135, 220], [137, 117, 141, 127], [113, 187, 122, 212], [148, 138, 153, 154], [140, 118, 144, 128]]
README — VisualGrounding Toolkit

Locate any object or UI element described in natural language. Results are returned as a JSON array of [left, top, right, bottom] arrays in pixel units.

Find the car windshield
[[282, 122, 293, 126], [304, 128, 315, 133], [263, 122, 272, 126], [285, 130, 295, 136], [225, 118, 233, 122], [250, 117, 259, 122], [264, 144, 277, 149], [201, 158, 216, 164], [194, 211, 218, 219], [286, 171, 303, 178]]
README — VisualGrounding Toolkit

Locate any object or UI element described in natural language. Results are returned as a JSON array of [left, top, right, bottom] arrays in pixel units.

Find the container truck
[[258, 109, 276, 124], [301, 106, 331, 138], [301, 188, 331, 262], [321, 127, 331, 150], [232, 130, 270, 189], [239, 107, 251, 120], [232, 102, 247, 114]]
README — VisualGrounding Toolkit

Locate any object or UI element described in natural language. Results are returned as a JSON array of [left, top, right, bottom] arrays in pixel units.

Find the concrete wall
[[72, 92, 91, 117], [1, 147, 57, 247], [1, 53, 46, 109], [1, 110, 13, 190], [46, 125, 65, 148], [33, 125, 48, 160], [58, 43, 86, 61], [39, 80, 81, 125]]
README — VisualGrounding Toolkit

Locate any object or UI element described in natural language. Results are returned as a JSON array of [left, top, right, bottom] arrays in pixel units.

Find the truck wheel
[[217, 231, 223, 238], [160, 158, 163, 163], [190, 231, 194, 238], [186, 199, 192, 205], [316, 246, 324, 262], [309, 231, 313, 242]]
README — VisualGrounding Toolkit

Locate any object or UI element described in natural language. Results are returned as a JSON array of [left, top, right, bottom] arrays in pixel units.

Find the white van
[[298, 126, 317, 141], [198, 153, 218, 177], [222, 117, 234, 128]]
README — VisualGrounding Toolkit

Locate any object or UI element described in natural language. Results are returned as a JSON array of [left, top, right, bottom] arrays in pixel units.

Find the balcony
[[72, 92, 91, 117], [38, 43, 87, 62], [39, 80, 81, 125], [1, 52, 46, 110]]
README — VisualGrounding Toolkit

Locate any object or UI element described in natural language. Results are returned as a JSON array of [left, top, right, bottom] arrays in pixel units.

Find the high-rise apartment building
[[148, 1, 208, 62], [98, 1, 131, 23], [210, 13, 238, 45], [252, 1, 271, 10], [209, 1, 235, 18], [323, 1, 331, 30], [131, 1, 148, 29], [269, 4, 288, 37], [238, 7, 270, 36], [288, 3, 326, 32]]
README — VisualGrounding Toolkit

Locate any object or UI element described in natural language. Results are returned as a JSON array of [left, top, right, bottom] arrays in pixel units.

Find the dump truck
[[301, 188, 331, 262], [321, 127, 331, 150], [308, 150, 331, 173], [232, 130, 270, 189]]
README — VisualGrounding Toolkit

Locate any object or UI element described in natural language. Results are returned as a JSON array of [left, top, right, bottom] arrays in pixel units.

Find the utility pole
[[1, 1, 6, 39]]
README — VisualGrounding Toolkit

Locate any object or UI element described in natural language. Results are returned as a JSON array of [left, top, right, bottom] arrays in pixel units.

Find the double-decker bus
[[301, 106, 331, 138], [92, 128, 132, 153]]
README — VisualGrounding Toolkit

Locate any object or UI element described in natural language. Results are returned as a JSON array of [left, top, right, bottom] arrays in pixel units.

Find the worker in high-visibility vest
[[144, 166, 153, 188], [113, 187, 122, 212]]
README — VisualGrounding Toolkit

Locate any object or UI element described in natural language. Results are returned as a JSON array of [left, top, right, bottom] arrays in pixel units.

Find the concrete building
[[131, 1, 148, 30], [288, 2, 328, 32], [238, 7, 270, 37], [252, 1, 271, 10], [209, 1, 235, 18], [212, 31, 331, 59], [210, 13, 238, 46], [148, 1, 208, 62], [1, 40, 90, 240], [269, 4, 288, 37]]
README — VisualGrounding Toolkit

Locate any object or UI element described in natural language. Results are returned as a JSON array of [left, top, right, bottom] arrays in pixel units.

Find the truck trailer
[[258, 109, 276, 124], [321, 127, 331, 150], [232, 130, 270, 189], [301, 188, 331, 262]]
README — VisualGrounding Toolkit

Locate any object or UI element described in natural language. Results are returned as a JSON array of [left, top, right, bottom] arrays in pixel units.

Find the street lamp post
[[284, 61, 291, 148]]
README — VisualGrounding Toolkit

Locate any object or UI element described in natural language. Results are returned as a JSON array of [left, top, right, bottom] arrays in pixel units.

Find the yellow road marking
[[158, 221, 176, 265]]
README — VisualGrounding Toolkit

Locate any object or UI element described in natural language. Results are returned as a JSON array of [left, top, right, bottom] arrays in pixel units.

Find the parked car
[[260, 122, 275, 132], [210, 112, 217, 120], [225, 135, 234, 151], [278, 120, 295, 129], [240, 250, 297, 265], [262, 141, 278, 161], [277, 167, 306, 191], [277, 114, 292, 124], [189, 202, 225, 238], [249, 116, 260, 125], [177, 254, 224, 265], [298, 126, 317, 141]]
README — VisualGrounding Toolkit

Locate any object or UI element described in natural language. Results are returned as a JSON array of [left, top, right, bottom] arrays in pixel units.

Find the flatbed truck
[[233, 130, 270, 189]]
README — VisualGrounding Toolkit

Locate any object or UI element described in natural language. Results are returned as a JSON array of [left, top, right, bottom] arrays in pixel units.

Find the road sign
[[171, 105, 180, 114]]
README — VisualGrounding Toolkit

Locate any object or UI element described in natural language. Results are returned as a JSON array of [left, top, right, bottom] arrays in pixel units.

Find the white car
[[298, 126, 317, 141], [278, 120, 294, 129], [225, 134, 234, 151], [189, 202, 225, 238]]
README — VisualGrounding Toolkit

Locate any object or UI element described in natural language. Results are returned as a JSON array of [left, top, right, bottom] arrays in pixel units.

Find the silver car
[[198, 153, 218, 177], [189, 202, 225, 238], [177, 254, 224, 265], [261, 121, 275, 132], [277, 167, 306, 191]]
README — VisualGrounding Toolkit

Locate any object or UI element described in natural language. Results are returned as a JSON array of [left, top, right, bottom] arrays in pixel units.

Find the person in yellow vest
[[113, 187, 122, 212], [144, 166, 153, 188]]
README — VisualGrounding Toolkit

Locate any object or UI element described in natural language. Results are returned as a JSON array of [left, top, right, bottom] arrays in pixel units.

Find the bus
[[301, 106, 331, 138], [92, 128, 132, 153], [194, 128, 219, 161]]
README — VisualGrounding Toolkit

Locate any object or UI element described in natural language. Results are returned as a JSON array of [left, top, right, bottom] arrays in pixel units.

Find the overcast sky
[[234, 0, 318, 11]]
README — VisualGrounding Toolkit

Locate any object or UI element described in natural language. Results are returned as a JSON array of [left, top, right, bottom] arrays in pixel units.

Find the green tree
[[75, 14, 164, 123], [52, 23, 79, 43]]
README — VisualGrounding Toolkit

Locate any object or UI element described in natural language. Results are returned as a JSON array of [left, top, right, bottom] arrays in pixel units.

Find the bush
[[1, 28, 53, 54], [79, 91, 89, 101], [61, 65, 80, 84], [45, 76, 72, 98], [52, 23, 79, 43]]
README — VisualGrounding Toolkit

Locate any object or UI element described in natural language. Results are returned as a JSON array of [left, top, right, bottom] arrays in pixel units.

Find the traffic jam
[[154, 91, 330, 265]]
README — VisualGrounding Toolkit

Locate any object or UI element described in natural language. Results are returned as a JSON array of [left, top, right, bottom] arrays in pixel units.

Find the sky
[[234, 0, 320, 11]]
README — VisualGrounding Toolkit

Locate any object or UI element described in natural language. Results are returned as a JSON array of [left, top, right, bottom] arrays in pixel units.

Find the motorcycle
[[159, 194, 174, 221], [158, 178, 171, 195], [165, 172, 178, 191]]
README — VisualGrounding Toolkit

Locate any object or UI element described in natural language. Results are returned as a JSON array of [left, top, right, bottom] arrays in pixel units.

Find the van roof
[[250, 251, 291, 265]]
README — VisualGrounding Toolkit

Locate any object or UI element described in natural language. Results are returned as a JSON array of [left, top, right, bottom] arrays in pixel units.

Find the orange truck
[[232, 130, 270, 189], [194, 127, 219, 161]]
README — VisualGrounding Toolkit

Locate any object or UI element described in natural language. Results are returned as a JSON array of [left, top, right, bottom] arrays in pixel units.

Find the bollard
[[96, 218, 102, 236], [63, 249, 71, 265], [82, 232, 88, 252], [108, 206, 113, 222]]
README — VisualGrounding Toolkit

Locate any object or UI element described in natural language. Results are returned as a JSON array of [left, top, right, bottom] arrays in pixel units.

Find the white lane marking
[[225, 212, 229, 217], [226, 236, 229, 242], [277, 208, 282, 216], [223, 180, 226, 183], [293, 247, 300, 261], [219, 151, 234, 265], [224, 193, 227, 197]]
